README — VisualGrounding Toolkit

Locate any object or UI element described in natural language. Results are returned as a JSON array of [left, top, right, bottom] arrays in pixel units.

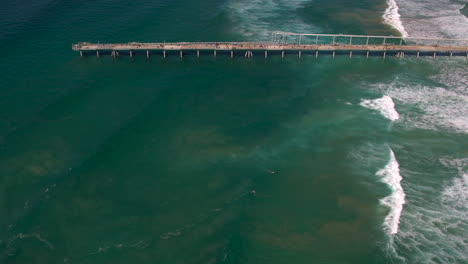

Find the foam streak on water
[[377, 148, 405, 235], [226, 0, 319, 39], [372, 63, 468, 134], [360, 95, 400, 122], [394, 0, 468, 39], [390, 158, 468, 263], [383, 0, 409, 37]]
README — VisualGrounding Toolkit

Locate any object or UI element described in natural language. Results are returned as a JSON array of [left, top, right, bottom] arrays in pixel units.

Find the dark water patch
[[0, 0, 232, 141], [0, 63, 184, 238], [0, 55, 402, 263], [460, 3, 468, 17], [451, 0, 468, 17]]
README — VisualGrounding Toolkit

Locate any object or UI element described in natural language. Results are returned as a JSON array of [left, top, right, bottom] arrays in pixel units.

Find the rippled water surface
[[0, 0, 467, 263]]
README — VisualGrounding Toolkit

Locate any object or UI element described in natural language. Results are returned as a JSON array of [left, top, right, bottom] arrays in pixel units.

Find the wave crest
[[360, 95, 400, 122], [377, 148, 405, 235], [383, 0, 409, 37]]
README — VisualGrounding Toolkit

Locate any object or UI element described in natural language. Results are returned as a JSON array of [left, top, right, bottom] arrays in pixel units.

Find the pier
[[72, 32, 468, 59]]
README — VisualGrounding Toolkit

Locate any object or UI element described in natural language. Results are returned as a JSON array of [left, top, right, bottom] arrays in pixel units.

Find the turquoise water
[[1, 0, 467, 263]]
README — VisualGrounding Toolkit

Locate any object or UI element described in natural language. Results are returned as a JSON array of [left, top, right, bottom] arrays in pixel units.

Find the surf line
[[359, 94, 404, 234], [377, 147, 405, 235], [383, 0, 409, 38]]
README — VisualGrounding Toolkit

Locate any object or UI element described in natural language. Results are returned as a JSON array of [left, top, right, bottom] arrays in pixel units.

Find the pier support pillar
[[96, 50, 100, 57], [298, 50, 301, 58], [80, 51, 83, 57], [163, 50, 166, 58], [147, 50, 150, 59], [366, 51, 369, 59], [433, 52, 436, 59], [265, 50, 268, 59], [231, 50, 233, 59], [450, 51, 452, 58], [333, 51, 335, 58], [383, 51, 386, 60], [316, 50, 318, 58], [197, 50, 200, 58], [130, 50, 133, 58], [214, 50, 217, 57], [417, 51, 420, 58], [349, 51, 352, 58], [282, 51, 284, 58], [180, 50, 183, 58]]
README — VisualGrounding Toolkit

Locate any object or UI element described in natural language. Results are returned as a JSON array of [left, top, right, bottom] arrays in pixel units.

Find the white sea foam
[[383, 0, 409, 37], [371, 62, 468, 133], [377, 149, 405, 235], [441, 158, 468, 211], [360, 95, 400, 122], [394, 0, 468, 39], [394, 86, 468, 133], [226, 0, 319, 40], [442, 172, 468, 210], [388, 157, 468, 263]]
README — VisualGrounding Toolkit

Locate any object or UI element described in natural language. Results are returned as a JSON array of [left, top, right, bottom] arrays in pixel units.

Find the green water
[[1, 0, 467, 263]]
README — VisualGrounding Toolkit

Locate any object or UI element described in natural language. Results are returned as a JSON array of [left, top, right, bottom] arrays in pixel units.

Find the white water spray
[[377, 148, 405, 235], [383, 0, 409, 37], [360, 95, 400, 122]]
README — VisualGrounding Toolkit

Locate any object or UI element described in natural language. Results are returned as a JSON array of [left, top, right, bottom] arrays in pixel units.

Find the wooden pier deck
[[72, 33, 468, 58]]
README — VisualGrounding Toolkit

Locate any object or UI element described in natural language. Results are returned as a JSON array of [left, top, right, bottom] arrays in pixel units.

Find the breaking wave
[[377, 148, 405, 235], [383, 0, 409, 37], [360, 95, 400, 122], [372, 62, 468, 134], [388, 158, 468, 263]]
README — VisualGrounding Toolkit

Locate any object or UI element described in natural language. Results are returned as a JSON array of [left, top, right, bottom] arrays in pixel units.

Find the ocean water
[[0, 0, 467, 263]]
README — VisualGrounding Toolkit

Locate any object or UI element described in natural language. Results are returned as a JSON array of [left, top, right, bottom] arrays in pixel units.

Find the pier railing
[[72, 32, 468, 58], [272, 31, 468, 47]]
